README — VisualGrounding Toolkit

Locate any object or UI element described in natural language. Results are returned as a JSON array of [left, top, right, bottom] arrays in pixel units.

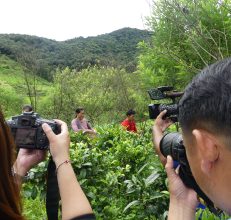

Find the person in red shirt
[[121, 109, 137, 133]]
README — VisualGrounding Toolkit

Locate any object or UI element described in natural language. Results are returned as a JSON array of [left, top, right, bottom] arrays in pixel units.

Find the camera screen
[[21, 118, 32, 126], [15, 128, 36, 146]]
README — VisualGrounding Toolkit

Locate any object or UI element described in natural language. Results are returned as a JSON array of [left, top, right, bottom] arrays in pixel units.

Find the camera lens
[[160, 132, 183, 161]]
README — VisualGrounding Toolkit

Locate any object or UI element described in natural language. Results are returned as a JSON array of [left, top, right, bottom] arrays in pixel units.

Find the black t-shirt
[[70, 213, 96, 220]]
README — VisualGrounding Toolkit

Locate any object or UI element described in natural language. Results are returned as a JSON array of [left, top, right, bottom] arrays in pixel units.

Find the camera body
[[148, 103, 178, 120], [148, 86, 183, 121], [7, 112, 61, 150]]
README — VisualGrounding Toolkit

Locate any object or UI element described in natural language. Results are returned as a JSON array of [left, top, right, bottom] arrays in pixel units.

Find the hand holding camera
[[153, 110, 173, 133], [42, 119, 70, 166], [152, 110, 174, 165], [165, 155, 199, 217], [8, 112, 70, 177], [14, 148, 47, 179], [7, 112, 61, 150]]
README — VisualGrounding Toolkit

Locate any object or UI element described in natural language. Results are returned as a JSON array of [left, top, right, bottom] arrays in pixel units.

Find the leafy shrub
[[23, 124, 168, 219], [22, 124, 228, 219]]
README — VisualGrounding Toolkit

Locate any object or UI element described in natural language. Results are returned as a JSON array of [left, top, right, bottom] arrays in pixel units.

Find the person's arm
[[82, 120, 96, 134], [71, 119, 81, 132], [152, 110, 173, 165], [42, 120, 93, 220], [133, 122, 138, 133], [165, 156, 198, 220], [121, 119, 128, 128], [83, 129, 97, 135]]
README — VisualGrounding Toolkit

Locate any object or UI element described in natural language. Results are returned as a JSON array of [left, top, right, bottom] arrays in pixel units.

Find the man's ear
[[192, 129, 219, 174]]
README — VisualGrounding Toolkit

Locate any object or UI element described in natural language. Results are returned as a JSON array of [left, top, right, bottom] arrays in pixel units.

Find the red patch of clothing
[[121, 119, 137, 133]]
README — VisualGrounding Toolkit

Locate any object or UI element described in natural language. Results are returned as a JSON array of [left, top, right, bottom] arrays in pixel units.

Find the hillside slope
[[0, 28, 152, 80], [0, 55, 51, 117]]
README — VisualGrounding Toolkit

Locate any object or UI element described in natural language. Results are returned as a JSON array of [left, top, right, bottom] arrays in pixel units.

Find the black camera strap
[[46, 157, 60, 220]]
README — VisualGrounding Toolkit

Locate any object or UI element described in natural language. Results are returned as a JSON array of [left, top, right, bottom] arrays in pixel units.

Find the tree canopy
[[138, 0, 231, 90]]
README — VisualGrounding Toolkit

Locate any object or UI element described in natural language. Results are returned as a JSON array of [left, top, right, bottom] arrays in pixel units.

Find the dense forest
[[1, 0, 231, 219], [0, 28, 152, 80]]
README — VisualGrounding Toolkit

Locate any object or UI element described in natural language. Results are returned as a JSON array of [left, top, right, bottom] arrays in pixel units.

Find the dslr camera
[[148, 86, 183, 121], [7, 112, 61, 150], [159, 132, 221, 215]]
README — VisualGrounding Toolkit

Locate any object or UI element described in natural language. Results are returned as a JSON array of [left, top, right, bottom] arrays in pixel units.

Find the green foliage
[[0, 28, 152, 121], [49, 66, 149, 125], [0, 55, 52, 117], [0, 28, 152, 80], [138, 0, 231, 90], [22, 124, 169, 219], [22, 124, 230, 219], [23, 196, 47, 220], [0, 54, 149, 124], [3, 2, 231, 218], [69, 124, 164, 219], [0, 84, 22, 117], [196, 208, 230, 220]]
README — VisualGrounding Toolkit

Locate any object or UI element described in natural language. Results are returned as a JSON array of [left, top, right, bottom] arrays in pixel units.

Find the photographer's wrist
[[153, 124, 164, 133], [12, 165, 29, 185], [53, 156, 70, 167], [13, 160, 30, 177], [168, 198, 196, 220]]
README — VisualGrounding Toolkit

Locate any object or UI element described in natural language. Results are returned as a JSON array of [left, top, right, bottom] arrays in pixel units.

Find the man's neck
[[127, 118, 133, 122]]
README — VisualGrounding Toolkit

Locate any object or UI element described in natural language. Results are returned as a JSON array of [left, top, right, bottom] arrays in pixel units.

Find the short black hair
[[75, 107, 84, 114], [126, 109, 136, 116], [179, 57, 231, 136], [22, 104, 33, 112]]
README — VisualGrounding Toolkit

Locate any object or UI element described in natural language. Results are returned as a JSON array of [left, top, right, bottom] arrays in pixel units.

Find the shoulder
[[121, 119, 129, 125], [82, 118, 88, 123], [71, 118, 77, 123]]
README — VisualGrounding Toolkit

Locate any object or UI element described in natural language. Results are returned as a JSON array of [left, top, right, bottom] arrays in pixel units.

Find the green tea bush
[[22, 124, 228, 219], [68, 124, 169, 219], [23, 124, 169, 219]]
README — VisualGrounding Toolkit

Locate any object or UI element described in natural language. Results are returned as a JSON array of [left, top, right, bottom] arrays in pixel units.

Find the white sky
[[0, 0, 152, 41]]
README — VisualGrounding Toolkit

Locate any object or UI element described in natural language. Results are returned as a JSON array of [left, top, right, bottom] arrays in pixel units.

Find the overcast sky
[[0, 0, 152, 41]]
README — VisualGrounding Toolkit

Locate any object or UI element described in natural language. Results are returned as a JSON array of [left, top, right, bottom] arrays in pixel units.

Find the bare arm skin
[[42, 120, 93, 220]]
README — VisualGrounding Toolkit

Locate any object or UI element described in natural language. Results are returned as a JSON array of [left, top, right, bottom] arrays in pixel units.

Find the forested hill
[[0, 28, 152, 80]]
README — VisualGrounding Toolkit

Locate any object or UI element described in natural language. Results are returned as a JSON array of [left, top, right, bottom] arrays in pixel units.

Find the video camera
[[148, 86, 183, 122], [7, 112, 61, 150]]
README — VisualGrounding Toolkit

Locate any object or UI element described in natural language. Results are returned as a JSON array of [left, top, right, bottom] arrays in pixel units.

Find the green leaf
[[145, 172, 160, 187], [82, 162, 92, 167], [31, 186, 38, 200], [126, 188, 136, 194], [137, 163, 149, 174], [123, 200, 140, 213]]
